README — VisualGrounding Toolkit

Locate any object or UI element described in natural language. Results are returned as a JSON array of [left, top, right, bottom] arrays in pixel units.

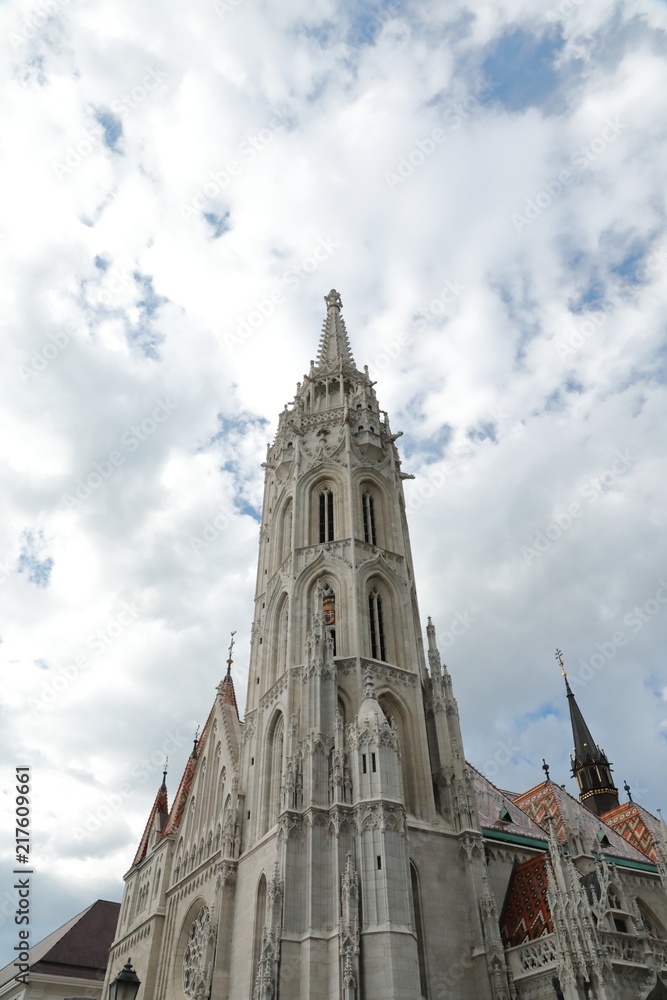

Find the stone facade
[[105, 291, 667, 1000]]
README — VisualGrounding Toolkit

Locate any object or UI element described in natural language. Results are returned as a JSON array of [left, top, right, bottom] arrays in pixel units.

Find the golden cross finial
[[556, 648, 566, 676]]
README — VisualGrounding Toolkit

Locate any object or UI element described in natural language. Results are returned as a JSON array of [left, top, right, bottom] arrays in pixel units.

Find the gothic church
[[105, 291, 667, 1000]]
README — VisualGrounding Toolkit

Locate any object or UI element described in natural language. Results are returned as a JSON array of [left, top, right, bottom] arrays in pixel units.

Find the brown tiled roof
[[161, 705, 214, 840], [0, 900, 120, 985], [131, 779, 169, 866]]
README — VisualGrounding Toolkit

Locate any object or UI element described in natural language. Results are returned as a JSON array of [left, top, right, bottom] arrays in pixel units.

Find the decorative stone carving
[[183, 906, 216, 1000]]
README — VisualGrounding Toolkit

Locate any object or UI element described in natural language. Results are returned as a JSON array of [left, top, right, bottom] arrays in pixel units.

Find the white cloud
[[1, 0, 666, 956]]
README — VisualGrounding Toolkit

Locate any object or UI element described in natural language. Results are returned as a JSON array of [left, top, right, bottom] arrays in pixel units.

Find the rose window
[[183, 906, 210, 999]]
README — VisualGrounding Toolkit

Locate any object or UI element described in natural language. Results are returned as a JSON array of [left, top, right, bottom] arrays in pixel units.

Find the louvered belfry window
[[368, 589, 386, 661], [319, 489, 334, 542], [362, 492, 376, 545]]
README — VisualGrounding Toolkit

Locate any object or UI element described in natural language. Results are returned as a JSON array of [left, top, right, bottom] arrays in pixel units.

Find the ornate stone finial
[[624, 780, 632, 803], [542, 759, 551, 782], [325, 289, 342, 311], [363, 667, 376, 701]]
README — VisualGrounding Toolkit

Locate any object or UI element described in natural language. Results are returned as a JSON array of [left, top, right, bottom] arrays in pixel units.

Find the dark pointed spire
[[315, 290, 355, 368], [217, 630, 240, 718], [558, 649, 619, 817]]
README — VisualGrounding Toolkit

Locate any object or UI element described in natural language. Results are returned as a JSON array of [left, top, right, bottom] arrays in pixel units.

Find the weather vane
[[226, 630, 237, 675], [556, 649, 566, 675], [624, 780, 632, 803], [542, 759, 551, 781]]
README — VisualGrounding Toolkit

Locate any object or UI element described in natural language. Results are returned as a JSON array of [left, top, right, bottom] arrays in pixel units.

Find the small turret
[[557, 650, 619, 818]]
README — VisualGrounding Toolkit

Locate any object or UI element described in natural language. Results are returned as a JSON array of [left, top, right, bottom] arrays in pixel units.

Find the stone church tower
[[106, 290, 508, 1000], [105, 292, 667, 1000]]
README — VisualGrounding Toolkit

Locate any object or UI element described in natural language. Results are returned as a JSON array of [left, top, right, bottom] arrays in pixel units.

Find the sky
[[0, 0, 666, 961]]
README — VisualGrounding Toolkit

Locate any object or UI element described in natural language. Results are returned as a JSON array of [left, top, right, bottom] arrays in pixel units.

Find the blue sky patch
[[203, 212, 230, 239], [18, 529, 54, 588], [95, 109, 123, 153], [481, 27, 565, 113], [125, 273, 168, 359]]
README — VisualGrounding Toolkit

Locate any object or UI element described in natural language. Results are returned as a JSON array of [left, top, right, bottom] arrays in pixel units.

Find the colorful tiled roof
[[602, 801, 664, 863], [500, 853, 553, 947], [513, 780, 649, 864], [470, 765, 549, 840], [161, 706, 214, 840]]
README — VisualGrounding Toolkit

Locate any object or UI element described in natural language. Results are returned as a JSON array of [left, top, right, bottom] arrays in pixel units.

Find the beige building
[[105, 291, 667, 999]]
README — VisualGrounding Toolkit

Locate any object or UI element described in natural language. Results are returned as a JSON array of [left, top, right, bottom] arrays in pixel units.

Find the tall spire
[[217, 630, 239, 718], [315, 290, 355, 368], [557, 649, 619, 817]]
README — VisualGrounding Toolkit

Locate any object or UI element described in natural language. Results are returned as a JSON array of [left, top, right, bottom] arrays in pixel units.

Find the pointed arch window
[[368, 588, 386, 661], [277, 601, 289, 675], [319, 489, 334, 542], [362, 492, 376, 545], [266, 714, 284, 830], [252, 875, 267, 995], [281, 497, 293, 564], [410, 862, 429, 998], [322, 583, 336, 656]]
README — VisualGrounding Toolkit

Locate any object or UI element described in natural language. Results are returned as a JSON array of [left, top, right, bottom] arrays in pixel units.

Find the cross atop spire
[[315, 290, 355, 368]]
